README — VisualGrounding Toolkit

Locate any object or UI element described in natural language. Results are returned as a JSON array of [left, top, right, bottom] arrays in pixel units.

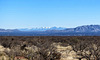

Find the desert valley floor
[[0, 36, 100, 60]]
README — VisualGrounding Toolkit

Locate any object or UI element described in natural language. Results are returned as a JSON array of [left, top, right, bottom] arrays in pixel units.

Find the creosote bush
[[0, 36, 99, 60]]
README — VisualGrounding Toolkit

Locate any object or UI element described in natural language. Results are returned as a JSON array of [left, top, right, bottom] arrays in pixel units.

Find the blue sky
[[0, 0, 100, 29]]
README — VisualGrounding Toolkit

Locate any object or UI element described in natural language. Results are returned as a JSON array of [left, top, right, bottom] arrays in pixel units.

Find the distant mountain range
[[19, 27, 66, 31], [1, 25, 100, 36], [64, 25, 100, 32], [0, 29, 19, 32]]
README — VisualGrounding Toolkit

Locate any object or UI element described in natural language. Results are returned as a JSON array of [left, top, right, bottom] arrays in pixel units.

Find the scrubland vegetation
[[0, 36, 100, 60]]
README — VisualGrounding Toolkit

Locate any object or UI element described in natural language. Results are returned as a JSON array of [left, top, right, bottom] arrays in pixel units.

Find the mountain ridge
[[1, 25, 100, 33], [18, 27, 66, 31]]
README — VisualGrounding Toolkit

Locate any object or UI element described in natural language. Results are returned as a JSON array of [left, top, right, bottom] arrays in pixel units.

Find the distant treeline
[[0, 32, 100, 36]]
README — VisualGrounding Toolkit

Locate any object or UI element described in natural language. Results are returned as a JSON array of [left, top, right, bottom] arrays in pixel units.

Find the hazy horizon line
[[1, 24, 100, 29]]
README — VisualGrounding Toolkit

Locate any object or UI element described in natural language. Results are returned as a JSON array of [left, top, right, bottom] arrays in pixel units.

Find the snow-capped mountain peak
[[19, 27, 66, 31]]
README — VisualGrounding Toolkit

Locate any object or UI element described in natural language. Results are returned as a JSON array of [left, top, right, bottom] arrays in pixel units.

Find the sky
[[0, 0, 100, 29]]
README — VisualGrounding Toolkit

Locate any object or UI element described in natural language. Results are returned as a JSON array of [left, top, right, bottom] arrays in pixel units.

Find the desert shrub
[[0, 36, 100, 60]]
